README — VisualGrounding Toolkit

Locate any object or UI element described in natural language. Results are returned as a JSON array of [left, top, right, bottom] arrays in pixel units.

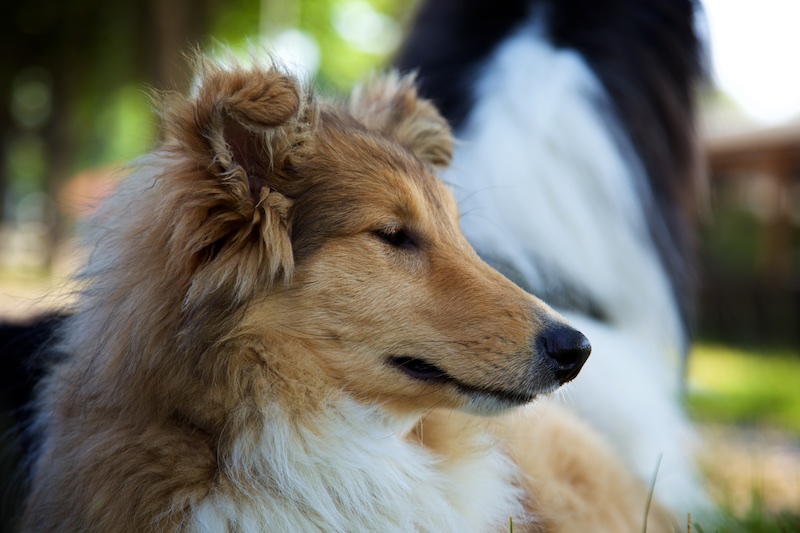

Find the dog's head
[[157, 58, 590, 417]]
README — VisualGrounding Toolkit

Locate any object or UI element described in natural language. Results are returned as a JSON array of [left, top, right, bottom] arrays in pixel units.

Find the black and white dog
[[396, 0, 708, 514]]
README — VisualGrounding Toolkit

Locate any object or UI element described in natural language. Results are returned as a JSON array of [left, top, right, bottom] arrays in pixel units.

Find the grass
[[686, 342, 800, 532], [692, 507, 800, 533], [687, 343, 800, 434]]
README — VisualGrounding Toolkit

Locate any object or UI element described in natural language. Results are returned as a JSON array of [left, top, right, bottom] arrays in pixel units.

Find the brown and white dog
[[20, 57, 674, 531]]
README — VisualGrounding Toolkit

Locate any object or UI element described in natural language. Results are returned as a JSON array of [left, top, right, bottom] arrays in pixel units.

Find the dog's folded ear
[[163, 60, 317, 202], [157, 61, 319, 306], [348, 72, 453, 169]]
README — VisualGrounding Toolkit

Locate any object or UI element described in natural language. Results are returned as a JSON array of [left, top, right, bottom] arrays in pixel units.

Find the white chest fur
[[189, 400, 524, 532]]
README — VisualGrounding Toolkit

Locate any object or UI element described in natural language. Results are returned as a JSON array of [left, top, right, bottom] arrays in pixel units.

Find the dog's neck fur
[[191, 385, 526, 532]]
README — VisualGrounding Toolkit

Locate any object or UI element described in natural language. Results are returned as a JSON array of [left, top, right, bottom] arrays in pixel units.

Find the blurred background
[[0, 0, 797, 529]]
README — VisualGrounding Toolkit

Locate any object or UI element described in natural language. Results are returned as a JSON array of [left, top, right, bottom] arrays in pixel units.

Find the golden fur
[[22, 56, 674, 532]]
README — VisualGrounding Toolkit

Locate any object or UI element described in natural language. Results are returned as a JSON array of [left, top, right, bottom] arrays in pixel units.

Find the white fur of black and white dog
[[396, 0, 709, 515]]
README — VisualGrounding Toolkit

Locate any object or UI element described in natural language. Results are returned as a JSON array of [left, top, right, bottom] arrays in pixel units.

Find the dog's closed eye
[[374, 226, 417, 249]]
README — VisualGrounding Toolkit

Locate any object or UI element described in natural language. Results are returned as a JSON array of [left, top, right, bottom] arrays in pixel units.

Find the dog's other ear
[[348, 72, 453, 169]]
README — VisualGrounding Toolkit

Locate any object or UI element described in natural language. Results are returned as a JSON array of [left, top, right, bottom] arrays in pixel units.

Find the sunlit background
[[0, 0, 798, 530], [703, 0, 800, 126]]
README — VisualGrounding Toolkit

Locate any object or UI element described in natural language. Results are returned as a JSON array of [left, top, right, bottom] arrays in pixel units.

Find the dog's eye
[[374, 226, 416, 249]]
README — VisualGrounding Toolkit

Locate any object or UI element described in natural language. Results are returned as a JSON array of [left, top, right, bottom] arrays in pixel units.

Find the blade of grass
[[642, 453, 663, 533]]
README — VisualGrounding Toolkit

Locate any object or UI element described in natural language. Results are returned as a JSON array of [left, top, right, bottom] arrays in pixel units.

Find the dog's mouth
[[388, 356, 536, 407]]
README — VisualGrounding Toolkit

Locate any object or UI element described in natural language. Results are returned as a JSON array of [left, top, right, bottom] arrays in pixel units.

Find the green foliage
[[210, 0, 262, 45], [687, 343, 800, 433], [2, 0, 415, 207], [6, 135, 47, 193], [693, 504, 800, 533], [701, 207, 763, 275], [208, 0, 414, 93], [728, 507, 800, 533], [687, 343, 800, 532]]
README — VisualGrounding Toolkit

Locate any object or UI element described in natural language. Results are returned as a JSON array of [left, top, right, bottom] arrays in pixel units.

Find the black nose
[[539, 325, 591, 384]]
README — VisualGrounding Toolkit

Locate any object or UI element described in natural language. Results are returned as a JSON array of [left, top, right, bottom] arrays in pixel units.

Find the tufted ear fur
[[156, 59, 319, 309], [348, 72, 453, 169], [162, 58, 319, 198]]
